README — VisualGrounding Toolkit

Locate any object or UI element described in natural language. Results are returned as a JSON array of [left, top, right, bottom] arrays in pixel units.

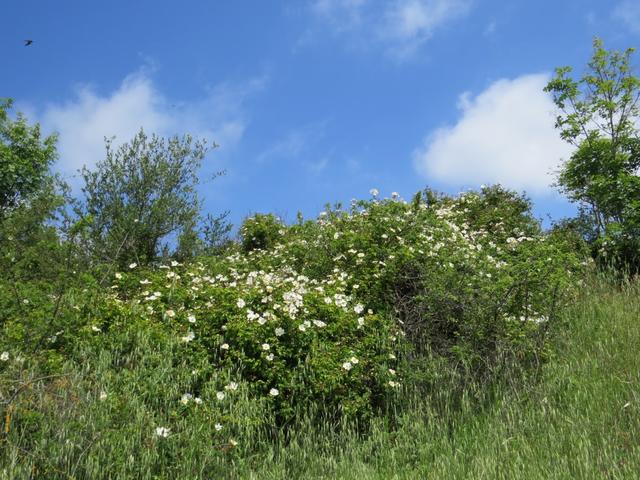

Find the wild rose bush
[[1, 186, 584, 427], [102, 258, 400, 422], [273, 186, 582, 371]]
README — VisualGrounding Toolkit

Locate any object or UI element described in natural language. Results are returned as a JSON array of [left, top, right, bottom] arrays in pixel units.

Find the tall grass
[[2, 275, 639, 479]]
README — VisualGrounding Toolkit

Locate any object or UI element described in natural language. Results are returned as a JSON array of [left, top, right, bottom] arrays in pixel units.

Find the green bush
[[1, 187, 584, 437], [239, 213, 285, 252]]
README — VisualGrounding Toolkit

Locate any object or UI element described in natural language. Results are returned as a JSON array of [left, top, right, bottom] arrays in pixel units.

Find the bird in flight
[[24, 39, 33, 46]]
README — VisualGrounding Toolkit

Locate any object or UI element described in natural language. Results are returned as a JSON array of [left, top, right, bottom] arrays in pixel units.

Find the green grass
[[2, 275, 640, 479], [229, 275, 640, 479]]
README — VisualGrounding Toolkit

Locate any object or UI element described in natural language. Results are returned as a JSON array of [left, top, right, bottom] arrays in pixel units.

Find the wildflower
[[269, 388, 279, 396], [312, 319, 326, 328], [342, 362, 352, 371], [298, 323, 307, 332], [220, 343, 229, 350], [171, 260, 180, 267], [0, 352, 8, 361], [257, 317, 267, 325], [181, 331, 195, 343], [115, 272, 123, 280], [275, 327, 285, 337], [266, 353, 274, 361], [391, 192, 399, 199], [155, 427, 170, 438], [215, 423, 223, 431], [229, 439, 238, 446], [388, 369, 396, 376], [139, 279, 151, 285], [180, 393, 193, 405], [388, 381, 399, 388], [354, 304, 364, 314], [261, 343, 270, 351], [99, 391, 108, 401], [194, 397, 203, 405], [237, 298, 246, 309], [165, 309, 176, 318], [350, 357, 359, 364], [187, 314, 196, 324], [216, 391, 225, 401], [388, 353, 396, 360], [91, 325, 101, 332], [225, 382, 238, 391], [369, 188, 379, 197], [357, 317, 365, 327], [129, 263, 137, 269]]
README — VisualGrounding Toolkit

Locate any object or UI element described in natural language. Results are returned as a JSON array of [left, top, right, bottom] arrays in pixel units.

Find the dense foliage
[[545, 39, 640, 273], [79, 130, 213, 268], [1, 187, 583, 449]]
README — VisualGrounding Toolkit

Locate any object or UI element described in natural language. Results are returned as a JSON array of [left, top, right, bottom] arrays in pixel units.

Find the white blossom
[[181, 331, 195, 343]]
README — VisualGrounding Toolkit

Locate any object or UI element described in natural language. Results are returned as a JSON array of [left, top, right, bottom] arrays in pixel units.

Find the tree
[[80, 129, 214, 268], [0, 99, 57, 217], [0, 99, 72, 281], [545, 39, 640, 272]]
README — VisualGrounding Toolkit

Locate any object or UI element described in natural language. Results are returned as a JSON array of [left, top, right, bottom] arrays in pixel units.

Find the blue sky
[[3, 0, 640, 227]]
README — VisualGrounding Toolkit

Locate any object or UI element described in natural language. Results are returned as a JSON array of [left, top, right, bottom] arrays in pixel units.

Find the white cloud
[[307, 0, 472, 59], [39, 71, 266, 177], [413, 74, 573, 195], [612, 1, 640, 33]]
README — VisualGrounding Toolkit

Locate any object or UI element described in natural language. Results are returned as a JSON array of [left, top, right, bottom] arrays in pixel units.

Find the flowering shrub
[[1, 186, 584, 428], [104, 257, 401, 422], [239, 213, 285, 252]]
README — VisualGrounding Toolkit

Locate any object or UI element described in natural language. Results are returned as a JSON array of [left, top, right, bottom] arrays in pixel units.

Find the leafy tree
[[79, 129, 214, 268], [545, 39, 640, 272], [0, 99, 57, 217], [0, 99, 71, 281]]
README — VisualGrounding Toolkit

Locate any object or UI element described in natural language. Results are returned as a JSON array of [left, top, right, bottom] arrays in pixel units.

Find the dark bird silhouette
[[24, 39, 33, 46]]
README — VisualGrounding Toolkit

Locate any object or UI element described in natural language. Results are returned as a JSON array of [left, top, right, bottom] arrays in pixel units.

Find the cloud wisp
[[612, 1, 640, 34], [413, 73, 573, 195], [307, 0, 473, 59], [256, 122, 331, 174]]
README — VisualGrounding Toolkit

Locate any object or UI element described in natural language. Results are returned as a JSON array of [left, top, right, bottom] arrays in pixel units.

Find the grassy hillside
[[0, 189, 631, 479], [224, 275, 640, 479], [1, 275, 638, 479]]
